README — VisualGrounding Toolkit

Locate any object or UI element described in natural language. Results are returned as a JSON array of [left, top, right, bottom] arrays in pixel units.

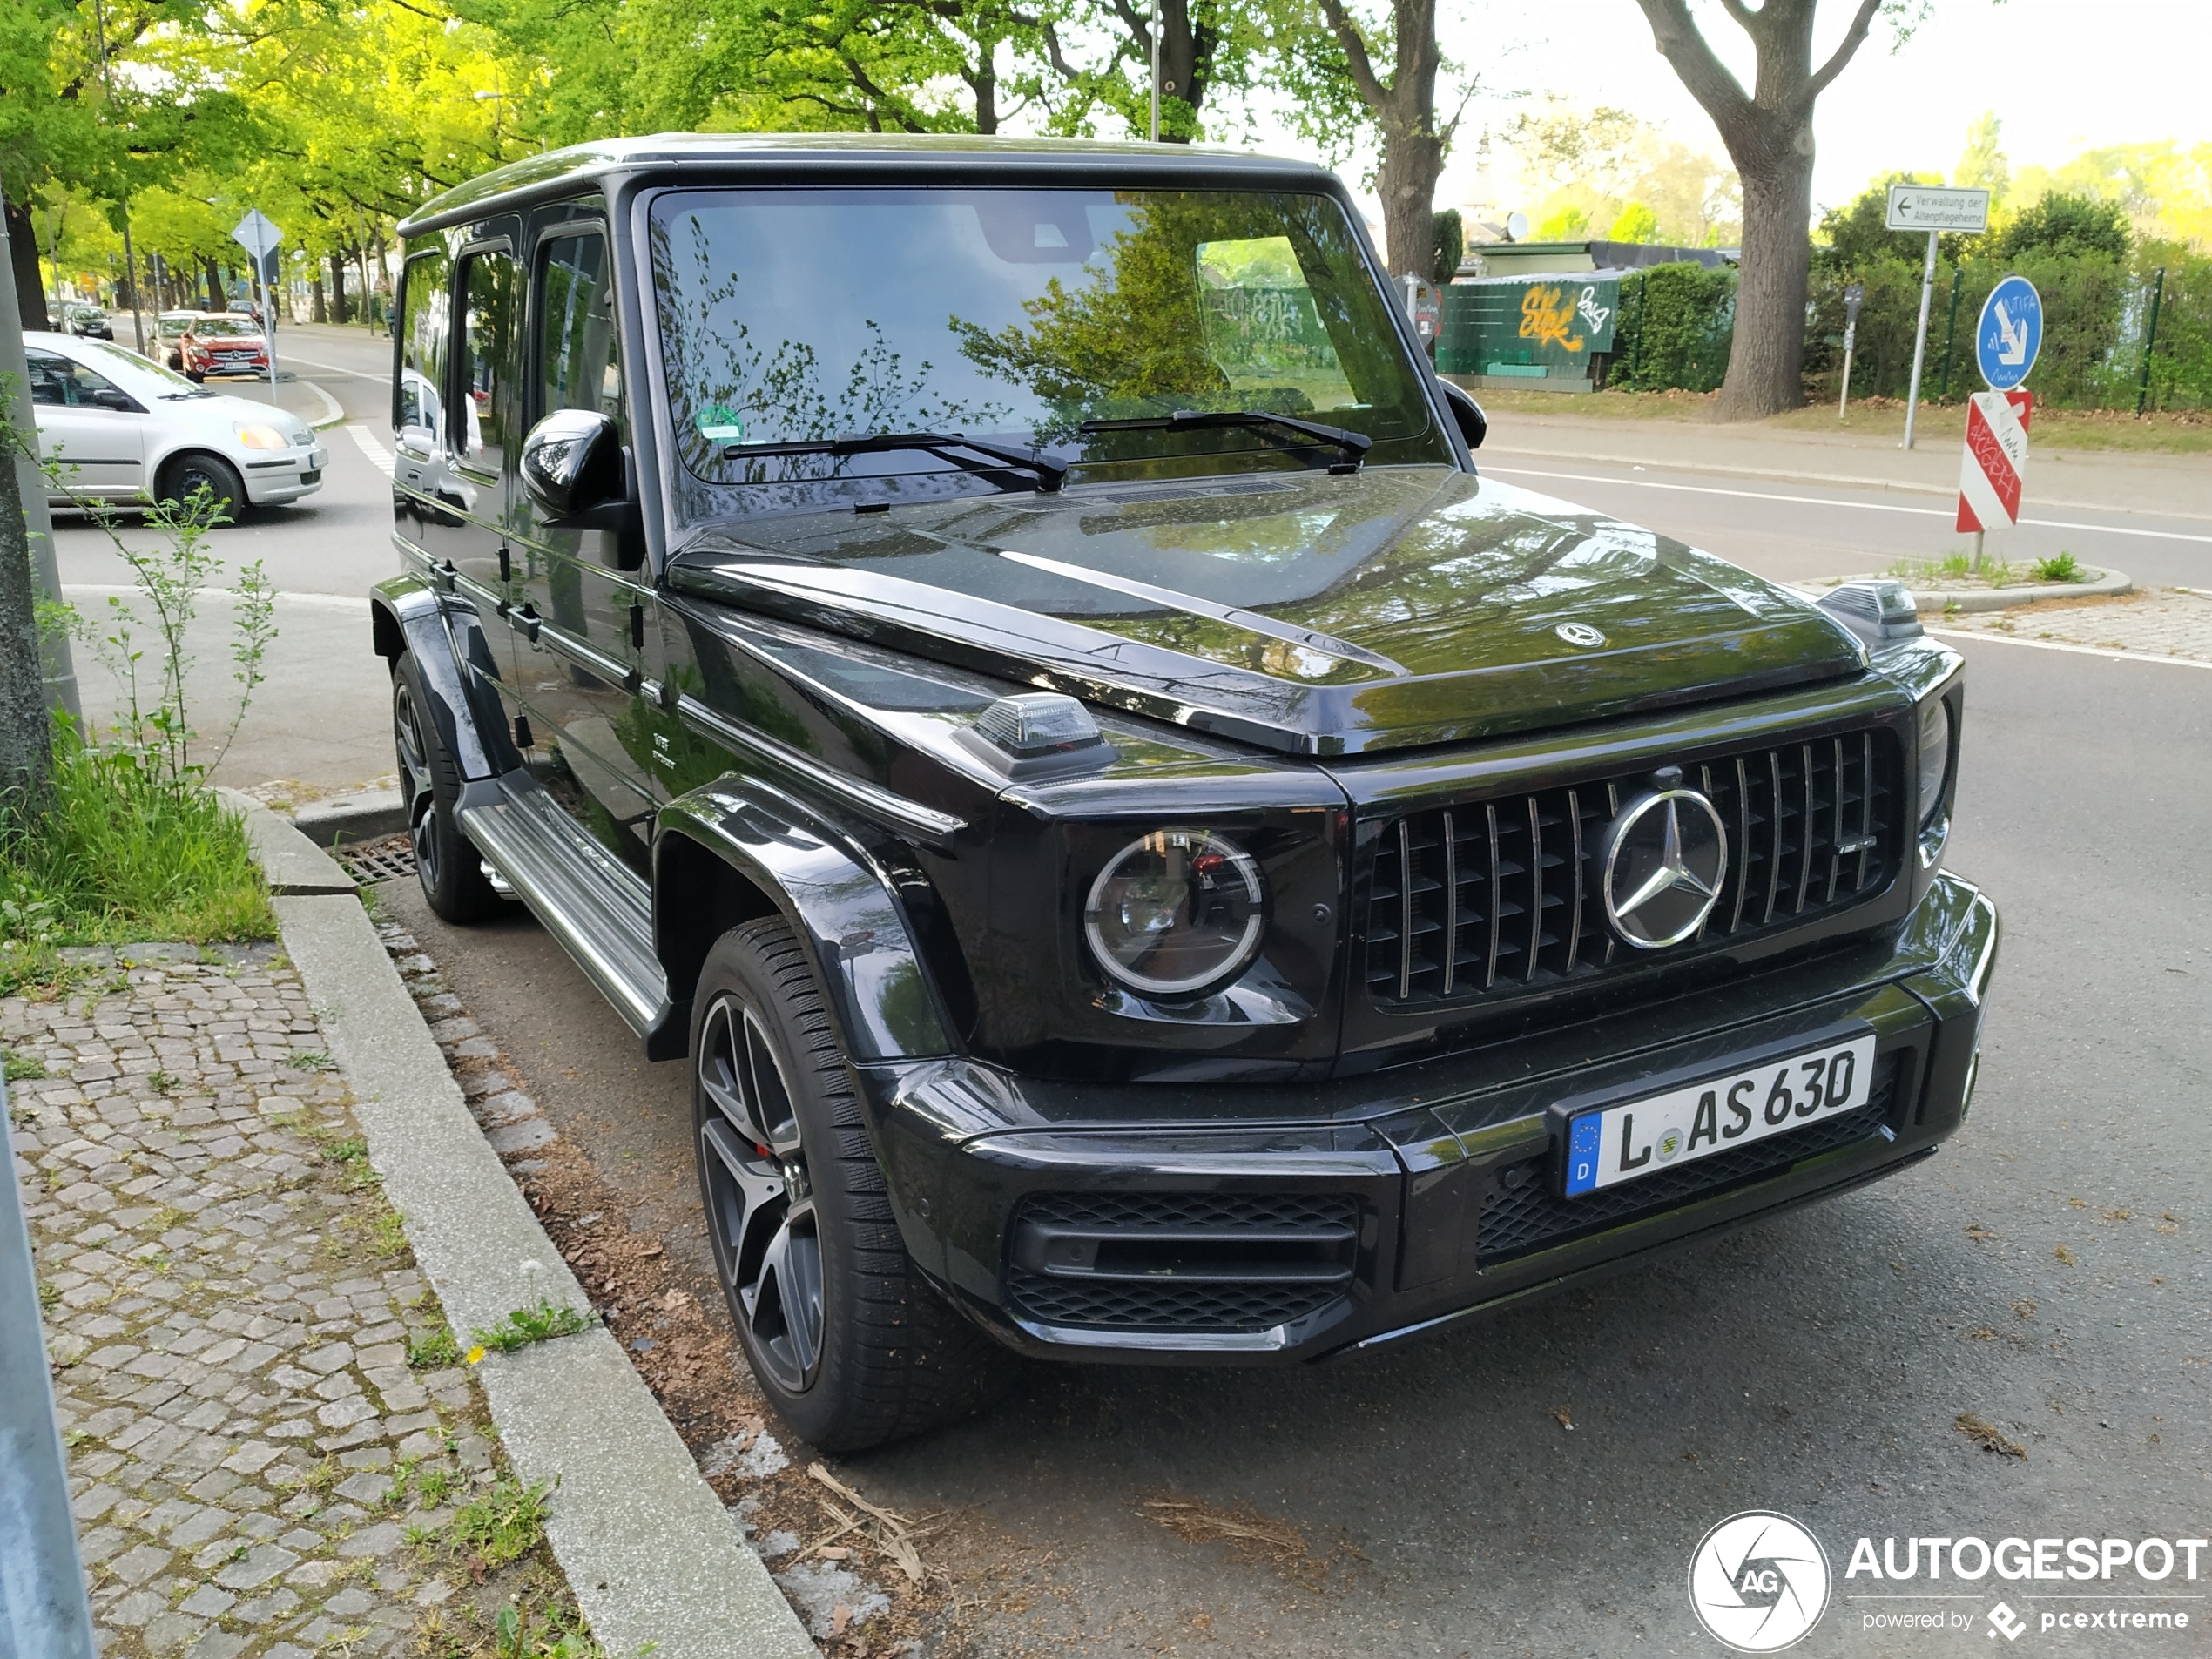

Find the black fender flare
[[369, 575, 518, 781], [656, 780, 954, 1065]]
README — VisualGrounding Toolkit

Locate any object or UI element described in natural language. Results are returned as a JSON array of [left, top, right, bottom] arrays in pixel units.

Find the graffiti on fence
[[1520, 285, 1586, 353]]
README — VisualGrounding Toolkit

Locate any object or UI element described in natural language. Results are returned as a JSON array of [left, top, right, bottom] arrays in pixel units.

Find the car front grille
[[1474, 1054, 1902, 1263], [1004, 1190, 1359, 1333], [1360, 728, 1900, 1008]]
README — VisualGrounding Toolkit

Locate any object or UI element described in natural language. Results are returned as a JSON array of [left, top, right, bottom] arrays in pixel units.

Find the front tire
[[693, 919, 1001, 1451], [157, 451, 243, 523], [391, 652, 505, 923]]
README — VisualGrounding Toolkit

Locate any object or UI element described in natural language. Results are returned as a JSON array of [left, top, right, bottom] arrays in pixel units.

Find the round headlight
[[1917, 698, 1952, 825], [1083, 830, 1266, 997]]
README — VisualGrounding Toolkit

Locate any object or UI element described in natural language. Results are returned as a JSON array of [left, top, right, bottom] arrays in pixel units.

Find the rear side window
[[398, 250, 450, 441], [536, 232, 624, 432], [455, 249, 518, 475]]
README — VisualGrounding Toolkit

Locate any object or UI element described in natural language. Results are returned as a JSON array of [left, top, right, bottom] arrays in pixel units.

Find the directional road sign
[[1885, 185, 1990, 233], [1976, 274, 2042, 392]]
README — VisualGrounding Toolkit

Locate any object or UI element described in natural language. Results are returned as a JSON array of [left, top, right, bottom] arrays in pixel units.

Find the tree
[[1630, 0, 1898, 419], [1270, 0, 1466, 279], [1994, 192, 2128, 263], [1954, 109, 2008, 208], [1507, 98, 1740, 248]]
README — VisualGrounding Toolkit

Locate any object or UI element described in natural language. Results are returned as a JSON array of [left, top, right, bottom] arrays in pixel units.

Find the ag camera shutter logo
[[1688, 1511, 1831, 1651]]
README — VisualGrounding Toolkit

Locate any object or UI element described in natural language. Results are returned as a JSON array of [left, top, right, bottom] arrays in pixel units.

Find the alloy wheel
[[392, 683, 442, 892], [698, 991, 823, 1393]]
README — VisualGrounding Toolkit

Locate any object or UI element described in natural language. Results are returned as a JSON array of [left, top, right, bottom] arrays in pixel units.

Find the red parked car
[[179, 314, 269, 381]]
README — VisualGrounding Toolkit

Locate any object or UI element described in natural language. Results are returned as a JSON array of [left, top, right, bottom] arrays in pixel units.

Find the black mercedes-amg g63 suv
[[374, 133, 1999, 1451]]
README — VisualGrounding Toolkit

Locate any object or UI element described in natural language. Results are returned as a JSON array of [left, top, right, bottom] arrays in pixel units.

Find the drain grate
[[338, 833, 417, 886]]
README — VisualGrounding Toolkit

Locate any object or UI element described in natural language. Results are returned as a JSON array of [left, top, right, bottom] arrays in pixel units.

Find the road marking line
[[293, 379, 345, 428], [63, 583, 368, 612], [1485, 465, 2212, 545], [1926, 628, 2212, 670], [280, 352, 393, 381], [347, 424, 395, 478]]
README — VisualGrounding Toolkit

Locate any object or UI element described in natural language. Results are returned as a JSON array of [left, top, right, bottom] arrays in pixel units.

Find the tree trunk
[[202, 255, 223, 309], [1377, 112, 1445, 280], [327, 253, 348, 324], [1718, 148, 1815, 419], [1313, 0, 1447, 279], [0, 188, 62, 811], [6, 199, 45, 332], [309, 273, 327, 323]]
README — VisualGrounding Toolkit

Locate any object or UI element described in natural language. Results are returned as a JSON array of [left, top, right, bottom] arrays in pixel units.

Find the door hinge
[[629, 604, 644, 650], [513, 713, 533, 749], [497, 546, 511, 583]]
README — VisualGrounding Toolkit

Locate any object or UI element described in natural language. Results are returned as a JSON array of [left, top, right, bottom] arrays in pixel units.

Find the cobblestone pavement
[[6, 947, 543, 1659], [1935, 584, 2212, 663]]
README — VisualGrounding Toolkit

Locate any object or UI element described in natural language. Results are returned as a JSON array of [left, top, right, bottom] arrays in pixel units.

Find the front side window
[[398, 250, 450, 442], [649, 187, 1447, 523], [455, 249, 517, 474], [536, 232, 624, 431], [25, 350, 122, 408]]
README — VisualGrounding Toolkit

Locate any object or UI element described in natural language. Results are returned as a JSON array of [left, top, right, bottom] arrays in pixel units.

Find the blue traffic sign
[[1976, 274, 2042, 391]]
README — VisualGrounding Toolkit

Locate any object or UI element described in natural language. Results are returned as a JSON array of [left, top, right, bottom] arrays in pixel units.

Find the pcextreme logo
[[1689, 1511, 1832, 1652]]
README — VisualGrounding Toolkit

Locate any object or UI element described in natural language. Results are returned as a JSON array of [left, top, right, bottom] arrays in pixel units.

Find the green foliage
[[1995, 193, 2131, 263], [1608, 202, 1660, 245], [408, 1325, 464, 1370], [2032, 551, 2084, 583], [444, 1475, 553, 1569], [1814, 173, 1979, 275], [469, 1298, 590, 1353], [1431, 209, 1462, 284], [1611, 262, 1736, 394], [3, 1049, 46, 1082]]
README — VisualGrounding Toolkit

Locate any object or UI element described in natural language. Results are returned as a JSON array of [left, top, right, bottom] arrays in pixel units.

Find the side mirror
[[519, 408, 645, 570], [91, 387, 138, 413], [1437, 376, 1487, 452]]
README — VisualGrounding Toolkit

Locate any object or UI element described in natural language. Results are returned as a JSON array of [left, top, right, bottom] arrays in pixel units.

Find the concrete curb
[[215, 786, 357, 895], [293, 786, 408, 846], [261, 895, 814, 1659], [296, 379, 346, 428], [1791, 567, 2133, 615]]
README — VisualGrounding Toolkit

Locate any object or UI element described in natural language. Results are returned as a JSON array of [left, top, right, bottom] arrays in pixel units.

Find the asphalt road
[[48, 321, 399, 788], [379, 628, 2210, 1658]]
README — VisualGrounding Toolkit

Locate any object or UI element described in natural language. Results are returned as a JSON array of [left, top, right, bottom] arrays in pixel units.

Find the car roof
[[399, 131, 1341, 236]]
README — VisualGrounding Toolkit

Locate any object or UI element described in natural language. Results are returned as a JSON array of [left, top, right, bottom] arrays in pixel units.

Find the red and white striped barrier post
[[1956, 388, 2033, 569]]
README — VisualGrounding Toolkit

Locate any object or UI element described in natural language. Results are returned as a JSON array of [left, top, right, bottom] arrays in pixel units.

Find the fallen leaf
[[2054, 1244, 2077, 1266], [1552, 1409, 1574, 1431], [820, 1547, 849, 1561], [1192, 1614, 1214, 1629], [2013, 1299, 2037, 1321], [1964, 1224, 1998, 1242], [2100, 1208, 2132, 1223], [1965, 1327, 1997, 1341], [831, 1604, 852, 1636], [1955, 1413, 2027, 1460]]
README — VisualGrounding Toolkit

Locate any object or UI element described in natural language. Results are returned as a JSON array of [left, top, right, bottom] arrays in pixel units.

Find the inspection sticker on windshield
[[1562, 1034, 1878, 1197], [695, 403, 745, 442]]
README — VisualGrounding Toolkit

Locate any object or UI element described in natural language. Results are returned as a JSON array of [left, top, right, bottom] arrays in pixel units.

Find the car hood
[[668, 467, 1865, 757]]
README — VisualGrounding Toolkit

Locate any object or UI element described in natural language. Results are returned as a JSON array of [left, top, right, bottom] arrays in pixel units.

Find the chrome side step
[[459, 779, 671, 1042]]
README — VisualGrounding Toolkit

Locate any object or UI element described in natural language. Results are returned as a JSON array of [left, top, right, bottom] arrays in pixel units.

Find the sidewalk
[[9, 947, 587, 1657], [1932, 583, 2212, 666], [1477, 404, 2212, 523]]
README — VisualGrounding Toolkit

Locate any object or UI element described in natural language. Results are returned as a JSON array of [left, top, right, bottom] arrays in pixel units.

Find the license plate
[[1562, 1034, 1878, 1197]]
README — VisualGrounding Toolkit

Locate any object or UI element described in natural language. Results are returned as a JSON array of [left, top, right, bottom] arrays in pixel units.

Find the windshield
[[193, 318, 260, 338], [80, 339, 207, 396], [649, 186, 1449, 523]]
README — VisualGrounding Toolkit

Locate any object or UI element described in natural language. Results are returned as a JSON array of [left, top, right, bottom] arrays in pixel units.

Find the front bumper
[[860, 872, 2000, 1364], [243, 446, 328, 503]]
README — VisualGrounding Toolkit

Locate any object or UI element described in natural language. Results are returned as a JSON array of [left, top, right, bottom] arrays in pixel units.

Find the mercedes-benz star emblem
[[1554, 621, 1607, 648], [1602, 787, 1729, 948]]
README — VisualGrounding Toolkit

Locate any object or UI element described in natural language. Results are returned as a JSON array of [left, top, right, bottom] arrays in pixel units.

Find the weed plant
[[0, 405, 276, 964]]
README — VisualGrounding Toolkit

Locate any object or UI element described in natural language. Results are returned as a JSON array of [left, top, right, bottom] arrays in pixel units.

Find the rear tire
[[391, 651, 505, 924], [693, 918, 1004, 1452], [156, 452, 244, 523]]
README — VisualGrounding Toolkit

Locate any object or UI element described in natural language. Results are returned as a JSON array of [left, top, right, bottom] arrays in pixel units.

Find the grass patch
[[287, 1049, 336, 1072], [3, 1049, 46, 1082], [372, 1211, 409, 1257], [2033, 550, 2085, 583], [445, 1474, 553, 1570], [0, 730, 273, 948], [468, 1299, 590, 1357], [408, 1325, 463, 1371]]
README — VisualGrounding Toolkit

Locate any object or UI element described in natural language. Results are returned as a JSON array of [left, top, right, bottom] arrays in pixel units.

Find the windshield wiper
[[1080, 409, 1372, 473], [719, 430, 1066, 493]]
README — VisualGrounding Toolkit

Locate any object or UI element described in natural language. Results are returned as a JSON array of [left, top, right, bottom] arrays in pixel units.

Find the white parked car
[[24, 332, 326, 520]]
